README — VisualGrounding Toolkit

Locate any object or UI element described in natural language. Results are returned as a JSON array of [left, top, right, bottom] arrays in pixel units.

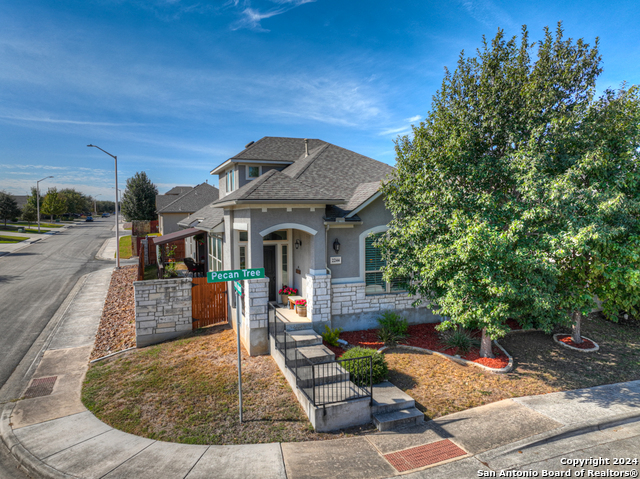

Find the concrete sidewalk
[[1, 268, 639, 479]]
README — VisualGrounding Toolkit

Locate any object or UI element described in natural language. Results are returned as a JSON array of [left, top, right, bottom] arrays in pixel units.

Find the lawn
[[117, 235, 133, 259], [384, 313, 640, 420], [0, 235, 26, 244], [82, 325, 368, 445], [0, 225, 49, 234]]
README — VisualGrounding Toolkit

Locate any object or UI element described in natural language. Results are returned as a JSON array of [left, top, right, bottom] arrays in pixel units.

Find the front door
[[263, 245, 277, 301]]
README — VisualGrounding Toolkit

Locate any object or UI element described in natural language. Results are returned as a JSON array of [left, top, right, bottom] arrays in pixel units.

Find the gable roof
[[212, 169, 345, 207], [158, 183, 219, 214], [178, 203, 225, 232], [232, 137, 326, 162], [165, 186, 193, 196]]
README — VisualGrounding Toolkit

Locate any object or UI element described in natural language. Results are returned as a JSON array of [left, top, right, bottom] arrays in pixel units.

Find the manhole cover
[[384, 439, 467, 472], [24, 376, 57, 398]]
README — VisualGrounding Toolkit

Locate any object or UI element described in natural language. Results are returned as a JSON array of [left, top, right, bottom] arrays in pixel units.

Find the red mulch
[[340, 323, 510, 369], [323, 341, 346, 358], [557, 335, 596, 349], [506, 319, 522, 330]]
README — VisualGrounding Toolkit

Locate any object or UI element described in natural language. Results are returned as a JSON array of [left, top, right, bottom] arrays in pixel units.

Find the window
[[246, 166, 260, 180], [239, 231, 248, 241], [365, 233, 406, 294], [208, 234, 223, 272], [226, 168, 236, 192], [239, 246, 246, 270], [263, 230, 287, 241]]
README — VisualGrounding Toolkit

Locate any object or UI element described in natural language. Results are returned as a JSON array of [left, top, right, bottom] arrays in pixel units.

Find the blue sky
[[1, 0, 639, 198]]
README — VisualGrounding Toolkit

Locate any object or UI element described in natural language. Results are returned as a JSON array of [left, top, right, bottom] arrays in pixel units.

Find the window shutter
[[365, 234, 386, 271]]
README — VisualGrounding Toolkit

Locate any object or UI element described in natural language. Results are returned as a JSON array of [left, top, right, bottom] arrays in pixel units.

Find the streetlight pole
[[36, 176, 54, 234], [87, 144, 120, 269], [93, 194, 102, 216]]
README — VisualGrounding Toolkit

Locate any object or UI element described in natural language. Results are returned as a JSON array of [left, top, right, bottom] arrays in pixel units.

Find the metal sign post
[[207, 269, 264, 425], [235, 280, 243, 424]]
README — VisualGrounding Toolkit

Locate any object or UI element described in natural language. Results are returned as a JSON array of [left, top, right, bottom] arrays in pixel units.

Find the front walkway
[[1, 268, 639, 478]]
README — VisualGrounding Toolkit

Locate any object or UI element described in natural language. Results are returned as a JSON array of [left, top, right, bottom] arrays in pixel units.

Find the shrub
[[340, 346, 388, 385], [377, 311, 409, 345], [440, 326, 480, 354], [162, 262, 178, 278], [321, 325, 342, 347]]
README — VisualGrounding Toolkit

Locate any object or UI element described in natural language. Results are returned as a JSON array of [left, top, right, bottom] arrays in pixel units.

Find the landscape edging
[[552, 333, 600, 352], [377, 341, 514, 373]]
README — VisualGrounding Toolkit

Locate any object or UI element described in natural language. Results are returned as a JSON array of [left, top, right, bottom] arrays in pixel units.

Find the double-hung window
[[246, 165, 260, 180], [226, 168, 236, 193], [365, 233, 407, 294], [208, 234, 223, 272]]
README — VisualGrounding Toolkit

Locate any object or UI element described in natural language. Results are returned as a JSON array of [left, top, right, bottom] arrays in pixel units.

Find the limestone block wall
[[330, 282, 441, 332], [134, 278, 193, 347], [239, 277, 269, 355], [306, 273, 331, 330]]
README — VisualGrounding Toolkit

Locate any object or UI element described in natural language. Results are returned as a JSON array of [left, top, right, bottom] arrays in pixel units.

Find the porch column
[[241, 277, 269, 355], [305, 271, 331, 333]]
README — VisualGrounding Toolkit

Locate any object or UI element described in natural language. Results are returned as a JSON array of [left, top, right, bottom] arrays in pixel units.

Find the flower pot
[[280, 295, 289, 305], [297, 306, 307, 317]]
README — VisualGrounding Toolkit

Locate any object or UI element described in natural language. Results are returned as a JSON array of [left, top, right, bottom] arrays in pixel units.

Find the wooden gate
[[191, 277, 228, 329]]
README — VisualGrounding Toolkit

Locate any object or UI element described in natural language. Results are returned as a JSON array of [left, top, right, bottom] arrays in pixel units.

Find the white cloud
[[459, 0, 514, 28], [231, 0, 316, 31], [406, 115, 422, 122]]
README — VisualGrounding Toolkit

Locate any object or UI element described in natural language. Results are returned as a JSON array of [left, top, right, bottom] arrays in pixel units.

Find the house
[[183, 137, 439, 356], [156, 183, 219, 235]]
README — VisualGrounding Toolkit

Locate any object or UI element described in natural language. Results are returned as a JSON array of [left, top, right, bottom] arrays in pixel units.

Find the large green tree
[[121, 172, 158, 221], [41, 187, 67, 220], [0, 191, 21, 227], [21, 202, 37, 227], [379, 24, 638, 356], [59, 188, 91, 215]]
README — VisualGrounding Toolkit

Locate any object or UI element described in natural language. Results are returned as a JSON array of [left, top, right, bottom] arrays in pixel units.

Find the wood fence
[[191, 277, 228, 329]]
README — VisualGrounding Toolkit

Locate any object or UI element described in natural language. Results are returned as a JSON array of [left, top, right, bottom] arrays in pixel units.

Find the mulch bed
[[556, 334, 596, 349], [90, 265, 137, 360], [339, 324, 509, 369]]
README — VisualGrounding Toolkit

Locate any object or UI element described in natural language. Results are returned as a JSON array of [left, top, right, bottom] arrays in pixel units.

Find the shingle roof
[[165, 186, 193, 195], [232, 137, 326, 162], [178, 203, 224, 231], [159, 183, 219, 213], [343, 181, 381, 212], [212, 169, 345, 206]]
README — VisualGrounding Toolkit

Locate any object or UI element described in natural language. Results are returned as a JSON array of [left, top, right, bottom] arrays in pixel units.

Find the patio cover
[[152, 227, 201, 246]]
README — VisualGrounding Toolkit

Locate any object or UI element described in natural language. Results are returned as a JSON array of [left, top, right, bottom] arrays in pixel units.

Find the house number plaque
[[330, 256, 342, 264]]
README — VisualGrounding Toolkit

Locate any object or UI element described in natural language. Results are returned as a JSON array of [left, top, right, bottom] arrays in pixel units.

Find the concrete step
[[300, 380, 372, 406], [294, 362, 350, 388], [286, 330, 323, 347], [282, 317, 314, 331], [372, 381, 416, 414], [285, 344, 335, 368], [373, 407, 424, 432]]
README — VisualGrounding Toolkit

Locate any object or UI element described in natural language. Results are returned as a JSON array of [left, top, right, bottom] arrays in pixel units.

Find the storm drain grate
[[384, 439, 467, 472], [24, 376, 57, 398]]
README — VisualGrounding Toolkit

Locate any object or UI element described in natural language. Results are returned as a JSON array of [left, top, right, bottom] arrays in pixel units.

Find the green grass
[[8, 221, 64, 228], [0, 235, 26, 244], [117, 235, 133, 259], [0, 225, 49, 234]]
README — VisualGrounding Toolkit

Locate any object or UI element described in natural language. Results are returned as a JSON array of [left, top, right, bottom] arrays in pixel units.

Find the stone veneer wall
[[134, 278, 193, 347], [330, 282, 441, 332], [240, 277, 269, 355], [306, 273, 331, 332]]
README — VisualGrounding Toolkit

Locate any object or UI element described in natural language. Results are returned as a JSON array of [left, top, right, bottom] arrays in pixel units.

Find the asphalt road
[[0, 218, 116, 478]]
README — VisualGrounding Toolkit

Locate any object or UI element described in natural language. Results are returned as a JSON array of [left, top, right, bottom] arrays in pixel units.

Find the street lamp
[[36, 176, 54, 234], [87, 144, 120, 269], [93, 194, 102, 216]]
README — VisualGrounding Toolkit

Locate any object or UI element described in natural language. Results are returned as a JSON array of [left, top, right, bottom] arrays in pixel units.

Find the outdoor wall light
[[333, 238, 341, 253], [295, 239, 302, 249]]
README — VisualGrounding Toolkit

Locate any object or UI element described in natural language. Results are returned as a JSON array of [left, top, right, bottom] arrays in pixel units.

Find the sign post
[[208, 268, 265, 424]]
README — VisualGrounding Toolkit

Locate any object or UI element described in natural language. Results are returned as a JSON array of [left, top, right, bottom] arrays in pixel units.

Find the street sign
[[207, 268, 265, 283], [234, 280, 242, 295]]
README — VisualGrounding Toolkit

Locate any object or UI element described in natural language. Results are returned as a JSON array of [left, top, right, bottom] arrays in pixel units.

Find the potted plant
[[295, 299, 307, 317], [278, 286, 298, 307]]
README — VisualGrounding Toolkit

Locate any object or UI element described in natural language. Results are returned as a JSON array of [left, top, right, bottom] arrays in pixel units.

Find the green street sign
[[234, 281, 242, 295], [207, 268, 265, 283]]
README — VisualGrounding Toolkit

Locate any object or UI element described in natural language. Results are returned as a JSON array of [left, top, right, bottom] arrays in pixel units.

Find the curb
[[378, 341, 514, 373], [1, 403, 78, 479], [95, 236, 113, 261], [553, 333, 600, 352]]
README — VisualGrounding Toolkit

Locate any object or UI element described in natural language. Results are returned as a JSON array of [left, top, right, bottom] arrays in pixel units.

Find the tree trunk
[[571, 310, 583, 344], [480, 327, 495, 358]]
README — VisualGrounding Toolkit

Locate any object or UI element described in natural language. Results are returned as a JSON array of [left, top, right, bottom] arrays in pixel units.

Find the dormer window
[[246, 165, 261, 180], [226, 168, 236, 192]]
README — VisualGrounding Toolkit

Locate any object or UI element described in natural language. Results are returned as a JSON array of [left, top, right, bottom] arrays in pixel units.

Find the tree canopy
[[121, 172, 158, 221], [41, 187, 67, 220], [380, 23, 640, 355], [0, 191, 21, 226], [59, 188, 92, 215]]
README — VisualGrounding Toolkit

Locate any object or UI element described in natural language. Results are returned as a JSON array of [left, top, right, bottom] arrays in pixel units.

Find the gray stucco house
[[180, 137, 439, 355], [156, 183, 219, 235]]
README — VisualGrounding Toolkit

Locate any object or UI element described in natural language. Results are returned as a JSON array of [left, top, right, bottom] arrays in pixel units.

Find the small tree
[[121, 172, 158, 221], [41, 187, 67, 221], [21, 203, 37, 228], [0, 191, 21, 227], [380, 24, 604, 357]]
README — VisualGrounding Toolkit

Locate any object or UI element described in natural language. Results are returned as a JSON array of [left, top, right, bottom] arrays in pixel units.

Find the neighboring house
[[156, 183, 219, 235], [186, 136, 439, 356], [10, 195, 28, 211]]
